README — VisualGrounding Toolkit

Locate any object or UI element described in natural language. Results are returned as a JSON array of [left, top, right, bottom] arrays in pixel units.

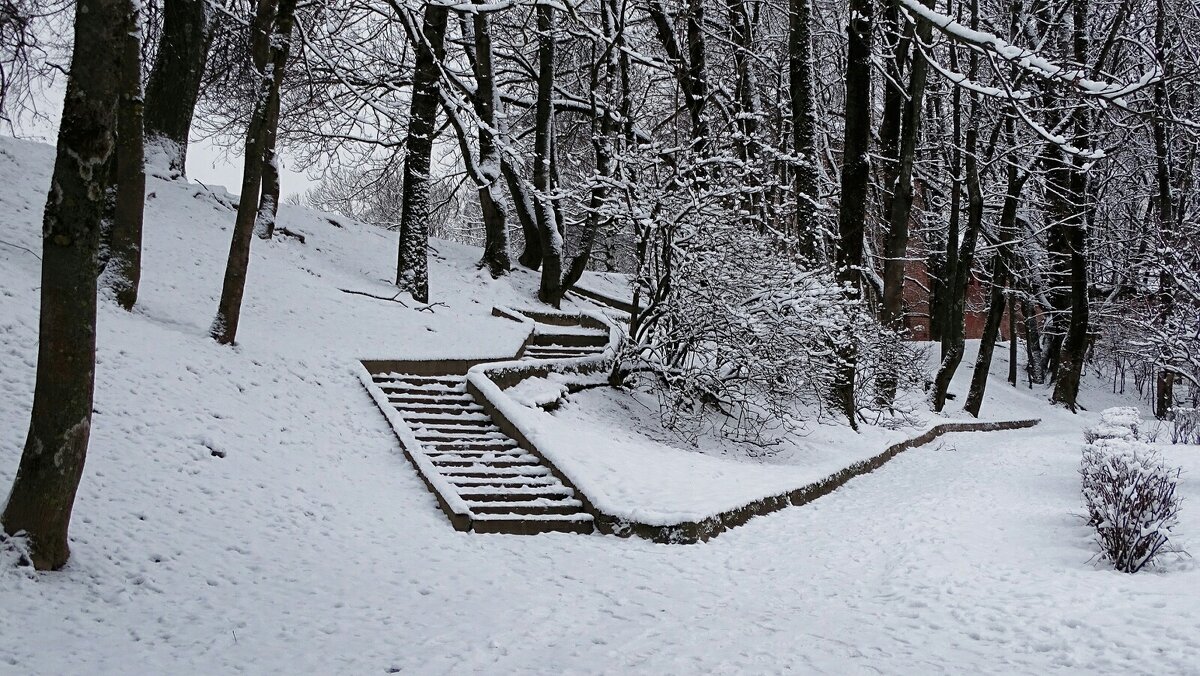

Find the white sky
[[10, 75, 317, 199]]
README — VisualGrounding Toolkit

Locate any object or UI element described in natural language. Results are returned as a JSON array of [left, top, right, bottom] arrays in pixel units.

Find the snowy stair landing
[[520, 326, 610, 362], [373, 371, 595, 535]]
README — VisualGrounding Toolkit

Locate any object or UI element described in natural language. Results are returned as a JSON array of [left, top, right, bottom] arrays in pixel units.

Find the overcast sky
[[10, 76, 317, 200]]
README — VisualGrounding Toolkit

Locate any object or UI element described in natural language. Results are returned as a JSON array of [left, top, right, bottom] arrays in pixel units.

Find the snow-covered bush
[[1081, 408, 1184, 573], [616, 209, 921, 441], [1083, 406, 1143, 443], [1171, 408, 1200, 445]]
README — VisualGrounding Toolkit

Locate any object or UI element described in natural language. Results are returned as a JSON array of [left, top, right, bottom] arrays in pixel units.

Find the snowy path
[[5, 421, 1197, 674]]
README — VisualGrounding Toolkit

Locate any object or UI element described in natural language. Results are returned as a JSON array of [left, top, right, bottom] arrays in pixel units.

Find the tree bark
[[833, 0, 873, 428], [2, 0, 124, 571], [1152, 0, 1175, 418], [468, 8, 511, 277], [103, 2, 145, 311], [878, 4, 933, 403], [254, 0, 298, 241], [534, 0, 563, 306], [502, 157, 543, 269], [1049, 0, 1092, 411], [932, 0, 983, 412], [965, 127, 1026, 416], [211, 0, 295, 344], [788, 0, 819, 260], [395, 2, 449, 302], [144, 0, 215, 175]]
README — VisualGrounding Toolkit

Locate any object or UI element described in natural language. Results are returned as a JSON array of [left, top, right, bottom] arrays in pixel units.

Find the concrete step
[[431, 456, 541, 468], [446, 474, 561, 487], [422, 439, 520, 451], [467, 499, 584, 515], [471, 512, 594, 534], [456, 485, 575, 501], [439, 465, 554, 478]]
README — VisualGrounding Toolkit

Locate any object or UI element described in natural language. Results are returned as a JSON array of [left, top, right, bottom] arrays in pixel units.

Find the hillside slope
[[2, 137, 1198, 674]]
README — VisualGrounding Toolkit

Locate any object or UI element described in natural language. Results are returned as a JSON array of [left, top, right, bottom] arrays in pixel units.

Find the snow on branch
[[900, 0, 1160, 104]]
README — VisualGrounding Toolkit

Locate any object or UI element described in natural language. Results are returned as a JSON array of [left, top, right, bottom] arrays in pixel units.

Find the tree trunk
[[727, 0, 762, 230], [211, 0, 295, 345], [1023, 299, 1045, 386], [965, 263, 1007, 416], [534, 1, 563, 306], [2, 0, 124, 571], [932, 0, 982, 412], [935, 43, 963, 358], [1152, 0, 1174, 418], [876, 0, 909, 298], [965, 135, 1025, 416], [880, 7, 931, 331], [646, 0, 709, 158], [143, 0, 215, 175], [563, 0, 623, 292], [103, 3, 145, 311], [1050, 0, 1092, 411], [788, 0, 819, 260], [878, 5, 932, 403], [833, 0, 873, 429], [395, 2, 449, 302], [469, 8, 511, 277], [502, 157, 542, 269], [254, 0, 298, 241], [1008, 295, 1018, 386]]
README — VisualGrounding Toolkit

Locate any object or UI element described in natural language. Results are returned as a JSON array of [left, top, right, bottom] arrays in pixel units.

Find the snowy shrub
[[1081, 408, 1184, 573], [615, 207, 921, 441], [1083, 406, 1143, 443], [1171, 408, 1200, 445]]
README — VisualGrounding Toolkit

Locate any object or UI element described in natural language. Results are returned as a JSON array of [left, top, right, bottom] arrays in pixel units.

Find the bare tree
[[2, 0, 126, 571]]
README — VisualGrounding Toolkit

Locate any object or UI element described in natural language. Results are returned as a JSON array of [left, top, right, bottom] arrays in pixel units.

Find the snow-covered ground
[[2, 136, 1199, 673]]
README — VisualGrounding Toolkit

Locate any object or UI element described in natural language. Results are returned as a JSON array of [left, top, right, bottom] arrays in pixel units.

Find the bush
[[1081, 408, 1184, 573], [616, 217, 921, 442], [1171, 408, 1200, 445], [1083, 406, 1143, 443]]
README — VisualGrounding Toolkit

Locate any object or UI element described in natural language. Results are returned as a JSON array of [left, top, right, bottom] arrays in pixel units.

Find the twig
[[339, 288, 410, 307], [0, 238, 39, 261], [415, 301, 449, 313]]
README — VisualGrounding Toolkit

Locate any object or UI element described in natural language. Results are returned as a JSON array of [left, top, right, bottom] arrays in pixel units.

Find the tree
[[394, 1, 449, 303], [211, 0, 298, 345], [255, 0, 299, 241], [833, 0, 874, 427], [788, 0, 820, 260], [101, 0, 145, 310], [144, 0, 216, 175], [533, 0, 563, 306], [2, 0, 126, 571]]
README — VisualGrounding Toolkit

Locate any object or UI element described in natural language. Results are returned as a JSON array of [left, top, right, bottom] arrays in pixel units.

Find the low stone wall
[[590, 418, 1041, 544]]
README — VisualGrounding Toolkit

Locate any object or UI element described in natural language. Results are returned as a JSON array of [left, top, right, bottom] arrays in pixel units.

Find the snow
[[504, 374, 571, 408], [3, 136, 1200, 673]]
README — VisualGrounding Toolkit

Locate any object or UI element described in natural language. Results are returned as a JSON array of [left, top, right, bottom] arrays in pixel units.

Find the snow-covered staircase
[[520, 328, 610, 361], [361, 304, 622, 535], [371, 370, 595, 534]]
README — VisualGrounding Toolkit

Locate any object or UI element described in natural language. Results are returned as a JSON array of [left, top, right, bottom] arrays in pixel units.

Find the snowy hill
[[3, 137, 1200, 673]]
